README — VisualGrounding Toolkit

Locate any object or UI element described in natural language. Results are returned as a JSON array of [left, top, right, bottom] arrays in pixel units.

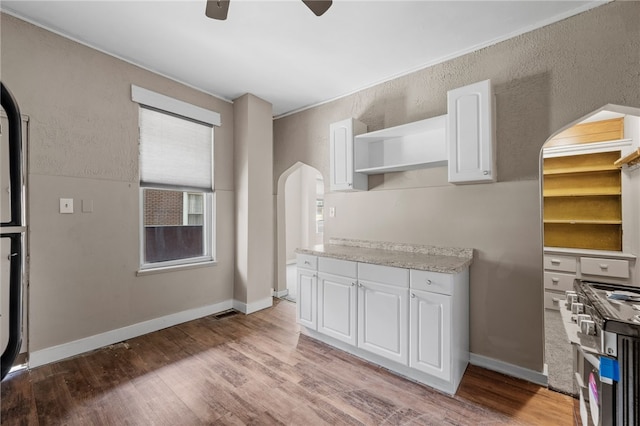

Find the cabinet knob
[[599, 264, 609, 270], [483, 170, 490, 175], [426, 279, 432, 285], [358, 282, 363, 288], [304, 260, 310, 265], [551, 278, 559, 284], [351, 282, 355, 287], [411, 293, 416, 298]]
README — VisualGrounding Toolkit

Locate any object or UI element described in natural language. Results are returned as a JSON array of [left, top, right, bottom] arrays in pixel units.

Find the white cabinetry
[[317, 257, 358, 346], [357, 263, 409, 364], [296, 254, 469, 395], [410, 289, 451, 381], [447, 79, 495, 184], [296, 254, 318, 329], [409, 269, 468, 389], [330, 118, 368, 191], [543, 249, 636, 310]]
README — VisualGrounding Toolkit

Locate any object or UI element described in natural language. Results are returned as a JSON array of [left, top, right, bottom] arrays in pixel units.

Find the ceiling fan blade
[[205, 0, 230, 20], [302, 0, 332, 17]]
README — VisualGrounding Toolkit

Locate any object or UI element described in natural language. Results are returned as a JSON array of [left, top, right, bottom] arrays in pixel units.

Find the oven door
[[573, 344, 616, 426]]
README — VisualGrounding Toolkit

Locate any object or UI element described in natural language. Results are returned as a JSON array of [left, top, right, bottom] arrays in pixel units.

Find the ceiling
[[1, 0, 608, 117]]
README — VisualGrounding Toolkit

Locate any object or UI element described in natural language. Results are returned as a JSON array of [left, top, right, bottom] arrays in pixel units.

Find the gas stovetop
[[577, 280, 640, 337]]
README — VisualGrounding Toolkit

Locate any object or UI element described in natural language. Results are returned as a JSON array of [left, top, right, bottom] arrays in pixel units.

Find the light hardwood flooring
[[1, 299, 574, 425]]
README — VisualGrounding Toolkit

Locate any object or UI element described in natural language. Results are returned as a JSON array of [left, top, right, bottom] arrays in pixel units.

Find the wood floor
[[1, 299, 574, 425]]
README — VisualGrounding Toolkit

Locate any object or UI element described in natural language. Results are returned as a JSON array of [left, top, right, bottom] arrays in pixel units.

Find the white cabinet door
[[318, 272, 357, 345], [296, 268, 317, 330], [330, 118, 367, 191], [447, 79, 495, 184], [410, 289, 451, 381], [357, 279, 409, 365]]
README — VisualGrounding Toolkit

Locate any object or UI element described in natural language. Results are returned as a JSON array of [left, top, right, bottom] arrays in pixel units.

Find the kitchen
[[1, 1, 640, 424]]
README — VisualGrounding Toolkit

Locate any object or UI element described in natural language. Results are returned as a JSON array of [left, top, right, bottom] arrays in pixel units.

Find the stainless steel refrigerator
[[1, 82, 27, 380]]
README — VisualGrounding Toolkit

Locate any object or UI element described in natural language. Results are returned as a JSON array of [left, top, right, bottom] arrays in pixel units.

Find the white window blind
[[139, 107, 213, 190]]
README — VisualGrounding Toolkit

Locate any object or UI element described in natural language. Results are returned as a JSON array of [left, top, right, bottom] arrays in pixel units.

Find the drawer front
[[544, 290, 565, 311], [358, 263, 408, 288], [410, 269, 453, 295], [318, 257, 357, 278], [543, 272, 576, 292], [544, 255, 577, 273], [580, 257, 629, 279], [296, 254, 317, 270]]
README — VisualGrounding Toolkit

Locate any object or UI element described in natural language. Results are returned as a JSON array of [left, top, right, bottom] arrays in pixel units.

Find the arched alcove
[[540, 104, 640, 394], [275, 162, 324, 299]]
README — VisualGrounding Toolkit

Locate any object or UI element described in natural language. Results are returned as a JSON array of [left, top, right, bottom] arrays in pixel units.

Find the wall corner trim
[[28, 299, 234, 368], [469, 353, 548, 386]]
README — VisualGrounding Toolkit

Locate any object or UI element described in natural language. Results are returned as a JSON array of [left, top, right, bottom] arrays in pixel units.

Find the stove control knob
[[571, 303, 584, 315], [580, 320, 596, 336], [566, 294, 578, 309], [577, 314, 591, 327]]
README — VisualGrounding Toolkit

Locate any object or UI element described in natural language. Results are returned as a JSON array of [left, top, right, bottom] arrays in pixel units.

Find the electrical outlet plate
[[60, 198, 73, 214]]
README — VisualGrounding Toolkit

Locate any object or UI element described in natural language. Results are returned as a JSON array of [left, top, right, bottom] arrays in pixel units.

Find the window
[[138, 106, 214, 269]]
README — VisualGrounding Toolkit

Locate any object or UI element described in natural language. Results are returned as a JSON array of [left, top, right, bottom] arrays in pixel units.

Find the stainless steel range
[[562, 280, 640, 426]]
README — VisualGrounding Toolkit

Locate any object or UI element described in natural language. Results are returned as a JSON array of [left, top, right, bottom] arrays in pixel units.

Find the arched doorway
[[275, 162, 324, 300], [540, 104, 640, 394]]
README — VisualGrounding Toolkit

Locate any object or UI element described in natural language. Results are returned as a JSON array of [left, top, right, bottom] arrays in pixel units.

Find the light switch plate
[[60, 198, 74, 214], [82, 199, 93, 213]]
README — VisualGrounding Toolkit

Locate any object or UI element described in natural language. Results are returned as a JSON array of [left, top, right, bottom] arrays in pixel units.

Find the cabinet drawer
[[410, 270, 453, 296], [358, 263, 408, 288], [318, 257, 357, 278], [543, 255, 577, 272], [544, 290, 565, 311], [296, 254, 317, 270], [543, 272, 575, 292], [580, 257, 629, 279]]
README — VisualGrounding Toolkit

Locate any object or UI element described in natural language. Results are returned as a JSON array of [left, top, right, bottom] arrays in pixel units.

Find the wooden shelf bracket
[[615, 148, 640, 168]]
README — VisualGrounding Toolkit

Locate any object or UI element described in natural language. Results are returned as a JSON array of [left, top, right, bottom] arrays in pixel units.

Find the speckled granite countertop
[[295, 238, 473, 274]]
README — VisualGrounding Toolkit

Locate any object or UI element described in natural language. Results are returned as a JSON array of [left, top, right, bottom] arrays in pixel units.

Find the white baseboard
[[232, 296, 273, 314], [272, 288, 289, 298], [470, 353, 548, 386], [29, 299, 234, 368]]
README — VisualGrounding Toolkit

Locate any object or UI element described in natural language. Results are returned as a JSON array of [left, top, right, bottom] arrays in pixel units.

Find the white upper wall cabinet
[[330, 118, 368, 191], [447, 79, 496, 184]]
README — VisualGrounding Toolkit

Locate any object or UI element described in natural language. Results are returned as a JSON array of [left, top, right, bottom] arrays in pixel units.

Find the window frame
[[139, 187, 214, 270], [132, 85, 219, 272]]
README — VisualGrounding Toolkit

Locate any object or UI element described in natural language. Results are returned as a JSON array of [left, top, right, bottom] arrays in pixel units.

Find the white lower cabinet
[[357, 279, 409, 365], [410, 289, 451, 381], [296, 258, 317, 330], [296, 254, 469, 395], [317, 258, 358, 346]]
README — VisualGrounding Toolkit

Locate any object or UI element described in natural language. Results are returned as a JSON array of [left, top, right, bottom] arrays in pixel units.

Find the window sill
[[136, 260, 217, 277]]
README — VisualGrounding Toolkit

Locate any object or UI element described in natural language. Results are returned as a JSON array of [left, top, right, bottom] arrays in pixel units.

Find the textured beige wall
[[273, 1, 640, 370], [1, 14, 235, 352]]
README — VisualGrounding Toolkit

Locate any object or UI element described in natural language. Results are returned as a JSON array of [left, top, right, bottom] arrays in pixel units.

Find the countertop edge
[[295, 246, 473, 274]]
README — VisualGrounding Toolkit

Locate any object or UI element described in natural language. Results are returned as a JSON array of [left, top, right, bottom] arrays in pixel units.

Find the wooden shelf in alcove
[[543, 164, 619, 175], [544, 222, 622, 252], [543, 189, 621, 197], [543, 219, 622, 225]]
